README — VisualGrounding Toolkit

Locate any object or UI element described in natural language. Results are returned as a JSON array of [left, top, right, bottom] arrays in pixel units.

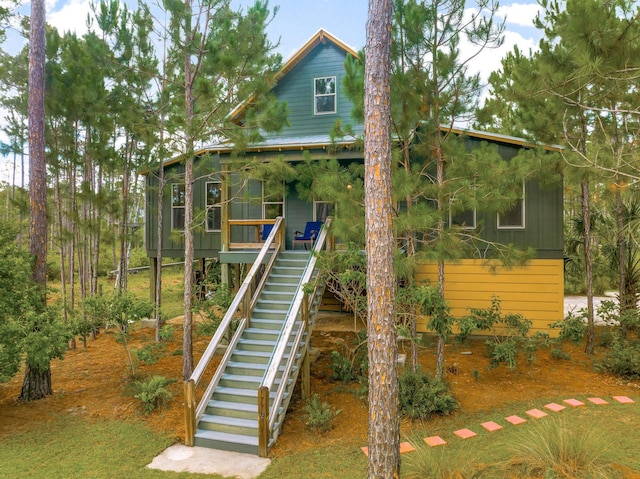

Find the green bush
[[551, 310, 588, 343], [596, 335, 640, 378], [131, 375, 176, 414], [330, 350, 355, 383], [459, 296, 542, 370], [404, 436, 482, 479], [398, 369, 457, 419], [303, 394, 342, 433], [507, 416, 621, 478]]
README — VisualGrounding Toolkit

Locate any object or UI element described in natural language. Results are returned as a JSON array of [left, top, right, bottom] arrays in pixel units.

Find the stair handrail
[[257, 217, 333, 456], [184, 216, 285, 446]]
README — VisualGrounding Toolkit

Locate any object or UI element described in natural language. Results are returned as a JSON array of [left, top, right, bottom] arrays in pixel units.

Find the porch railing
[[183, 216, 285, 446], [257, 217, 333, 456]]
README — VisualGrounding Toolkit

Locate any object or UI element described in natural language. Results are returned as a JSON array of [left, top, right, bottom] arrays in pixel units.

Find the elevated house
[[143, 30, 564, 456]]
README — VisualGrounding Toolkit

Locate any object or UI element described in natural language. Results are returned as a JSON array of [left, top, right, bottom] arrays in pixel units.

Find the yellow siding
[[415, 259, 564, 337]]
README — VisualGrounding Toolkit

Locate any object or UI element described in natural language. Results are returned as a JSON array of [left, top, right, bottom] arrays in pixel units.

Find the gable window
[[314, 76, 336, 114], [263, 182, 285, 219], [314, 201, 335, 221], [498, 183, 525, 229], [171, 184, 185, 230], [206, 181, 222, 231]]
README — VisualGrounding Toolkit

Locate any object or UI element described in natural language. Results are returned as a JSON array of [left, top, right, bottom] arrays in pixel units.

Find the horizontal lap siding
[[415, 259, 564, 336]]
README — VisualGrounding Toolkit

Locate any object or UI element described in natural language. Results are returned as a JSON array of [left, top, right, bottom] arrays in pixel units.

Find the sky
[[0, 0, 545, 183]]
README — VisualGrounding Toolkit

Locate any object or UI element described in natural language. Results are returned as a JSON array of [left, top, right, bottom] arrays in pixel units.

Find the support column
[[150, 257, 158, 303]]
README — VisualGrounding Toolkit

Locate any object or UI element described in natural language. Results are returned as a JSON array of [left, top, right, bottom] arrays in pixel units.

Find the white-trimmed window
[[171, 183, 185, 230], [314, 76, 336, 114], [314, 201, 335, 221], [205, 181, 222, 232], [498, 183, 525, 229], [263, 182, 285, 219], [450, 209, 476, 229]]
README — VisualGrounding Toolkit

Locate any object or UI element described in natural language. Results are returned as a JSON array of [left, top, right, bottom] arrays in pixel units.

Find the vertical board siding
[[415, 259, 564, 336]]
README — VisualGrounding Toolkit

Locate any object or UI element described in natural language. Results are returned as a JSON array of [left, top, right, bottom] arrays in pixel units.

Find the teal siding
[[267, 42, 357, 138]]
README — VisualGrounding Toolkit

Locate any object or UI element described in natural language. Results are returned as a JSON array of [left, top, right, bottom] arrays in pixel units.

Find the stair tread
[[200, 414, 258, 428], [208, 400, 258, 412], [194, 429, 258, 446]]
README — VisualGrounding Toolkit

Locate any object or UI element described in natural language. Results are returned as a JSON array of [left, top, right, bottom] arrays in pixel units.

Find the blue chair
[[261, 224, 274, 241], [292, 221, 323, 249]]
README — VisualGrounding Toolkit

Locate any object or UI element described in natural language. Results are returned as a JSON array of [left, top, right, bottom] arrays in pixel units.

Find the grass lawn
[[1, 399, 637, 478]]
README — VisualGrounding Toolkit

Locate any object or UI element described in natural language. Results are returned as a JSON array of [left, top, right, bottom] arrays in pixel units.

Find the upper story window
[[498, 183, 525, 229], [171, 184, 185, 231], [206, 181, 222, 232], [314, 76, 336, 115]]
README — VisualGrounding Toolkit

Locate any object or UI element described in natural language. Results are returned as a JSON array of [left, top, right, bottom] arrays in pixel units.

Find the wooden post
[[302, 350, 310, 402], [184, 380, 196, 446], [258, 386, 270, 457], [220, 173, 230, 288], [302, 294, 310, 401], [149, 257, 158, 303]]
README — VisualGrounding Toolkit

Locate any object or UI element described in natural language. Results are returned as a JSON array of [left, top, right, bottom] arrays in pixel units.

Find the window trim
[[262, 182, 285, 219], [449, 208, 476, 230], [205, 181, 222, 232], [313, 76, 337, 115], [171, 183, 185, 231], [497, 183, 526, 229]]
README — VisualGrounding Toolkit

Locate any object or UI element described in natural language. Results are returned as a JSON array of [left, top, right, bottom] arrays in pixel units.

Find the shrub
[[398, 369, 457, 419], [303, 394, 342, 433], [330, 350, 355, 383], [507, 416, 621, 478], [551, 310, 588, 343], [330, 330, 368, 385], [459, 296, 542, 370], [131, 375, 176, 414], [596, 335, 640, 378], [404, 436, 483, 479]]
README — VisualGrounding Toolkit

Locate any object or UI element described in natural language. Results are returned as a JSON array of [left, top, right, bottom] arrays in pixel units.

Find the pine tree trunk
[[19, 364, 52, 402], [24, 0, 52, 401], [182, 1, 195, 379], [364, 0, 400, 477], [582, 180, 595, 354]]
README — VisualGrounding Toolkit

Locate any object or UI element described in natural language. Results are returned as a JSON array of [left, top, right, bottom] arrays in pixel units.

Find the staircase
[[193, 250, 322, 455]]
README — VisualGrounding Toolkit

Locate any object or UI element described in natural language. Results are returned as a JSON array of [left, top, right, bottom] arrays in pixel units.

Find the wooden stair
[[193, 250, 323, 455]]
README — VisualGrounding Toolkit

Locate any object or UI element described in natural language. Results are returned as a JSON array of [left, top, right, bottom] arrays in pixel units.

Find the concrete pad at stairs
[[147, 444, 271, 479]]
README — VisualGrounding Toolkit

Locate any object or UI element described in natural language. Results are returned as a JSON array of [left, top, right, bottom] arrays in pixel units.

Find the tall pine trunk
[[364, 0, 400, 476], [21, 0, 50, 401], [182, 0, 195, 379]]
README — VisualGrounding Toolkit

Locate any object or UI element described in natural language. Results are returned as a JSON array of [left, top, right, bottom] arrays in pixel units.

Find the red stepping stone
[[453, 428, 477, 439], [424, 436, 447, 447], [481, 421, 503, 432], [544, 402, 566, 412], [613, 396, 635, 404], [587, 397, 609, 405], [399, 442, 415, 454], [526, 408, 547, 419], [361, 446, 369, 456], [564, 398, 585, 407], [505, 415, 527, 425]]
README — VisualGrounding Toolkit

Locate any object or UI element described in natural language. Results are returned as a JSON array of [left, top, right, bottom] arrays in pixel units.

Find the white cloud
[[47, 0, 93, 36], [496, 2, 543, 28]]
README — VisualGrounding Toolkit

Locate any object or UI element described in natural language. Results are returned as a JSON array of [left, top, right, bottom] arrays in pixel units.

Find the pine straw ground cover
[[0, 312, 639, 478]]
